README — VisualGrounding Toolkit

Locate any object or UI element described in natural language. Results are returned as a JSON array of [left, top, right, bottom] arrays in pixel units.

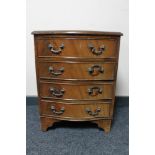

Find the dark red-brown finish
[[39, 81, 114, 100], [36, 38, 118, 59], [32, 30, 122, 133], [38, 61, 116, 80]]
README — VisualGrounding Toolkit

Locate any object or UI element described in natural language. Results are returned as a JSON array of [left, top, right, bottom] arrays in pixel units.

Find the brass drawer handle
[[48, 43, 64, 54], [50, 87, 65, 97], [88, 65, 104, 76], [85, 107, 101, 116], [48, 66, 64, 76], [88, 43, 105, 55], [88, 87, 102, 96], [51, 105, 65, 115]]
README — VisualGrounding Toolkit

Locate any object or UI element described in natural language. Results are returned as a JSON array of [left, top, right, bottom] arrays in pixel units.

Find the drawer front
[[38, 62, 116, 80], [40, 100, 111, 119], [36, 39, 117, 58], [40, 82, 114, 100]]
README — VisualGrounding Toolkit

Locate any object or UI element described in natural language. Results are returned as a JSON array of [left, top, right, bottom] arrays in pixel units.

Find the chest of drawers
[[32, 31, 123, 133]]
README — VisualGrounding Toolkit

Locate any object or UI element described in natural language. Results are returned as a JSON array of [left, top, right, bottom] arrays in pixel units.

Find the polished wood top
[[31, 30, 123, 36]]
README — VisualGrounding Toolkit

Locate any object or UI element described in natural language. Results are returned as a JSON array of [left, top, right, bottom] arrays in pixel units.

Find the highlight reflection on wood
[[40, 100, 111, 119], [37, 38, 118, 58], [40, 81, 114, 100], [38, 62, 116, 80], [32, 30, 123, 133]]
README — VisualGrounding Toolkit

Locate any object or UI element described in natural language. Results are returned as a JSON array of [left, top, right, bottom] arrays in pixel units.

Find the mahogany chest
[[32, 30, 123, 133]]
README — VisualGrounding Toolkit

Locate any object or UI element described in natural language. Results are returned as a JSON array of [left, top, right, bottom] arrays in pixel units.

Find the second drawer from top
[[38, 61, 117, 80]]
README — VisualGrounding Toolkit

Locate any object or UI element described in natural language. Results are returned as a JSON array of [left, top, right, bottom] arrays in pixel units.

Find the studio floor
[[26, 97, 129, 155]]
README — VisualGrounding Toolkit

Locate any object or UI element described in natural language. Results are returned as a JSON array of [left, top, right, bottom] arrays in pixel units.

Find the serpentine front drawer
[[40, 100, 111, 120], [38, 61, 116, 81], [36, 38, 118, 59], [39, 81, 114, 100]]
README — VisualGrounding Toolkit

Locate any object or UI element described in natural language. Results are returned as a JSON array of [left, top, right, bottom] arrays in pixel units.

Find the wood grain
[[40, 117, 60, 131], [38, 61, 116, 80], [32, 30, 123, 36], [40, 100, 111, 119], [93, 119, 112, 133], [40, 116, 112, 132], [36, 38, 118, 58], [32, 30, 122, 133], [39, 81, 114, 100]]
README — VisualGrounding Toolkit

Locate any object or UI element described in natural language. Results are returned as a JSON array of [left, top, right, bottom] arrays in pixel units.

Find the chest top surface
[[31, 30, 123, 36]]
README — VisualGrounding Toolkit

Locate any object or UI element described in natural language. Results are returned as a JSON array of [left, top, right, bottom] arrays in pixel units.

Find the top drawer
[[35, 38, 118, 59]]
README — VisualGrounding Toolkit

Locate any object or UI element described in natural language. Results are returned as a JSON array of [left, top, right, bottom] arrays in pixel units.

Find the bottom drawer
[[40, 100, 111, 120]]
